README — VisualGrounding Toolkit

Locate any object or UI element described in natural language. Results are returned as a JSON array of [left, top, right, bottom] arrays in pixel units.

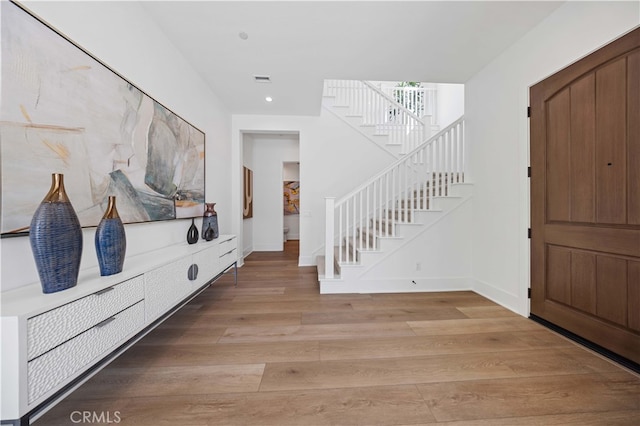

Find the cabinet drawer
[[27, 301, 144, 404], [27, 275, 144, 360], [219, 248, 237, 269], [218, 236, 237, 258]]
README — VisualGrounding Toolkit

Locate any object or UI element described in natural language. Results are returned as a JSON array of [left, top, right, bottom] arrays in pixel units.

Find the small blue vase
[[95, 196, 126, 276], [29, 173, 83, 294]]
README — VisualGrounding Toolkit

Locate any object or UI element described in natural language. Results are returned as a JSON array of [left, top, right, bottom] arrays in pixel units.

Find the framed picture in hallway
[[283, 181, 300, 215], [0, 1, 205, 235], [243, 167, 253, 219]]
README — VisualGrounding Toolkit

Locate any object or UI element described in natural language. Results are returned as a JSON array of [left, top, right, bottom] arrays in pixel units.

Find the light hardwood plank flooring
[[35, 241, 640, 425]]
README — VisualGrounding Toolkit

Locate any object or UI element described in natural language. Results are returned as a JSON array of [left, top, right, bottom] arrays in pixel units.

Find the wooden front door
[[530, 27, 640, 365]]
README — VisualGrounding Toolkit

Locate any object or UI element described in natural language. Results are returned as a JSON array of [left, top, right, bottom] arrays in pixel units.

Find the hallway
[[36, 241, 640, 425]]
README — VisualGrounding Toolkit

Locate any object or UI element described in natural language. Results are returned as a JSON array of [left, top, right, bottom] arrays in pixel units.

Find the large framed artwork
[[0, 2, 205, 235]]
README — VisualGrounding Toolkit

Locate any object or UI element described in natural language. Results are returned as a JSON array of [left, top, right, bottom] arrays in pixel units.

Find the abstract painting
[[283, 181, 300, 215], [0, 2, 205, 235], [243, 167, 253, 219]]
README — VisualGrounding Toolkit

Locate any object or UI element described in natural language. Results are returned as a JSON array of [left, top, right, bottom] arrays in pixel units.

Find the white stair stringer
[[319, 182, 473, 294]]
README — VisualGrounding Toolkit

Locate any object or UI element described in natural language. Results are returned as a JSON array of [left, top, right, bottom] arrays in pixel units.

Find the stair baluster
[[324, 117, 465, 279]]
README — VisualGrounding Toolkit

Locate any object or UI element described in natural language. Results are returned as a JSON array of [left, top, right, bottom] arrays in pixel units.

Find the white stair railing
[[324, 80, 427, 154], [323, 117, 465, 278], [381, 84, 437, 126]]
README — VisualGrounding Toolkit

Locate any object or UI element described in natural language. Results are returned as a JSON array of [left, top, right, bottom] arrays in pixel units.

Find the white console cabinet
[[0, 235, 237, 425]]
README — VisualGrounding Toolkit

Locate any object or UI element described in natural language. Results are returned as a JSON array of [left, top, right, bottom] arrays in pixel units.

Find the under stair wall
[[321, 183, 473, 294], [337, 186, 472, 294], [319, 114, 471, 294]]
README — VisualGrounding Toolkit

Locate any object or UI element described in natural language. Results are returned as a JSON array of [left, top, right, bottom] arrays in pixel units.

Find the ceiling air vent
[[254, 75, 271, 83]]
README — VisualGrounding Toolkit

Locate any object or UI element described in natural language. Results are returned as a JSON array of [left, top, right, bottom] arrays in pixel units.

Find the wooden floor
[[36, 241, 640, 425]]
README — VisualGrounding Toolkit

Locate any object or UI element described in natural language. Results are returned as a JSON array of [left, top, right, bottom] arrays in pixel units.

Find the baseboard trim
[[298, 255, 315, 266], [471, 278, 523, 316], [530, 314, 640, 374], [321, 277, 472, 294]]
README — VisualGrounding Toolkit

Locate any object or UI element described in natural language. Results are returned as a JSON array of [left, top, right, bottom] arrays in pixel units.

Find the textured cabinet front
[[27, 275, 144, 360], [27, 301, 144, 404], [144, 255, 192, 322], [189, 246, 218, 289], [2, 237, 237, 422]]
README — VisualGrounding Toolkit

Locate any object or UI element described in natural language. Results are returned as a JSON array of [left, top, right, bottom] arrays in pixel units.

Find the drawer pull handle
[[95, 317, 116, 328], [220, 249, 235, 257], [188, 264, 199, 281], [95, 287, 115, 296]]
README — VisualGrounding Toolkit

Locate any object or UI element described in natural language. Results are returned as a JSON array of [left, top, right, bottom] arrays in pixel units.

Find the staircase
[[322, 80, 437, 156], [317, 80, 471, 294]]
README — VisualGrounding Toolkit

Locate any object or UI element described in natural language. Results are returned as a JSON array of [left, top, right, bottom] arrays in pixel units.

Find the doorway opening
[[241, 132, 300, 256]]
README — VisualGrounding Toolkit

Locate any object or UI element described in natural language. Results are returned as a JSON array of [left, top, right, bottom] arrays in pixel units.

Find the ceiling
[[141, 1, 564, 116]]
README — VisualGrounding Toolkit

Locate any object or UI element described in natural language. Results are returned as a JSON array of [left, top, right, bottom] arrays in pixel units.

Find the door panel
[[630, 261, 640, 332], [629, 50, 640, 225], [595, 58, 627, 224], [546, 89, 571, 222], [570, 251, 596, 315], [595, 255, 628, 326], [570, 75, 596, 223], [546, 245, 571, 304], [530, 27, 640, 365]]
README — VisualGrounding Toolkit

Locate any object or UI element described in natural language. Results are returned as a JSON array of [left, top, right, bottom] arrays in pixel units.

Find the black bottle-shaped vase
[[187, 218, 199, 244]]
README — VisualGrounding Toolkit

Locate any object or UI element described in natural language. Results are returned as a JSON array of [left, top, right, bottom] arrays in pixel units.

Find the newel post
[[324, 197, 335, 279]]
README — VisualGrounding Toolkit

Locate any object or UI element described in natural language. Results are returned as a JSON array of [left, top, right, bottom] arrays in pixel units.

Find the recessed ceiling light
[[239, 31, 248, 40], [265, 96, 273, 102]]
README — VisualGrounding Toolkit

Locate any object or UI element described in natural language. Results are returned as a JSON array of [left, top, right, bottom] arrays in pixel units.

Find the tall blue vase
[[95, 196, 126, 276], [29, 173, 83, 294]]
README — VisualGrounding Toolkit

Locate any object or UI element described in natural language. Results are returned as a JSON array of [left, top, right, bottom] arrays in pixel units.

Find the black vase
[[95, 196, 126, 276], [29, 173, 83, 294], [187, 218, 199, 244]]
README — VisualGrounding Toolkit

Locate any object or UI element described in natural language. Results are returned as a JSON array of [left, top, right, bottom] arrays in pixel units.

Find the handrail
[[324, 116, 465, 273], [335, 116, 464, 207], [361, 81, 424, 124], [380, 84, 437, 124]]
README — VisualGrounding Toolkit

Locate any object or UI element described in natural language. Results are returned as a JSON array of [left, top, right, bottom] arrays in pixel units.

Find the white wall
[[283, 163, 301, 181], [466, 1, 639, 315], [1, 1, 232, 291], [436, 83, 465, 129], [232, 108, 397, 266], [249, 134, 300, 251]]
